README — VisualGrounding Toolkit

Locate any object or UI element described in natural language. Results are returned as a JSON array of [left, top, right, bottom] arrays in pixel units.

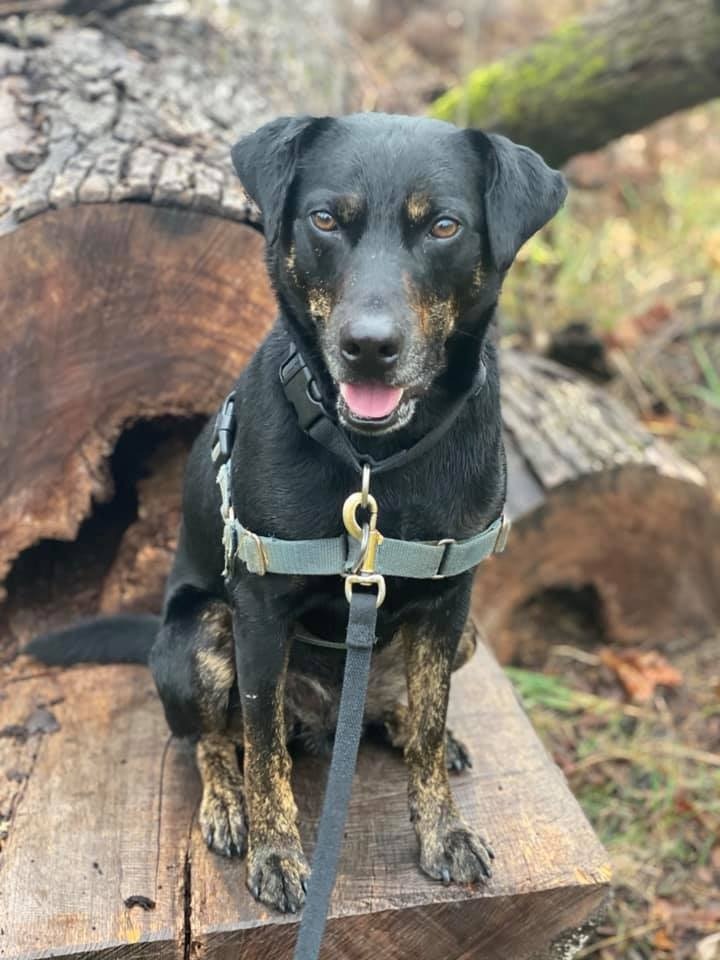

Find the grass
[[506, 649, 720, 959], [501, 108, 720, 338], [499, 103, 720, 464]]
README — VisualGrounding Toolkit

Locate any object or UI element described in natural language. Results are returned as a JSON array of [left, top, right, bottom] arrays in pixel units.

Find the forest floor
[[342, 2, 720, 957]]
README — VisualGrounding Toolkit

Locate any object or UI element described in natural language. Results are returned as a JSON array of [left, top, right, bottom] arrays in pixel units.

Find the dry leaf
[[600, 647, 683, 702], [652, 928, 675, 952]]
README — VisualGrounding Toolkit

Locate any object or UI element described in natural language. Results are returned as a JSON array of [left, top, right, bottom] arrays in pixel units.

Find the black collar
[[278, 343, 486, 476]]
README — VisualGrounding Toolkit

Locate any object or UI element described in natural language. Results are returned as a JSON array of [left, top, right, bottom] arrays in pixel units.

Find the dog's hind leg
[[196, 733, 247, 858], [382, 704, 472, 773], [150, 592, 248, 858], [231, 591, 309, 914]]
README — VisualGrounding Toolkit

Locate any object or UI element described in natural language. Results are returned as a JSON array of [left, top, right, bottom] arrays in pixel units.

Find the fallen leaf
[[652, 928, 675, 951], [603, 301, 671, 350], [600, 647, 683, 702]]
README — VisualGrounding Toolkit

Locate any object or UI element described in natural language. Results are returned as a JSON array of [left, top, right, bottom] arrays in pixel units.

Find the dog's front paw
[[418, 817, 494, 885], [246, 840, 310, 913], [199, 783, 247, 859]]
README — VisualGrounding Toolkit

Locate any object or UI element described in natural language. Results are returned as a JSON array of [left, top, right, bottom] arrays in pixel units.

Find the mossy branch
[[430, 0, 720, 165]]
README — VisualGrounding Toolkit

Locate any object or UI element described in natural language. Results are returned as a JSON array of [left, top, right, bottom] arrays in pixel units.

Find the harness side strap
[[292, 588, 378, 960]]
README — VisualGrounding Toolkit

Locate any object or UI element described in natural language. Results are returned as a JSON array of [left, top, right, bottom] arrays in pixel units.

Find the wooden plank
[[188, 641, 611, 959], [0, 663, 194, 960], [0, 643, 610, 960]]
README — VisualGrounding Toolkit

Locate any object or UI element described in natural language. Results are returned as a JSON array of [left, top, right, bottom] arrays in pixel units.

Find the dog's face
[[232, 114, 566, 434]]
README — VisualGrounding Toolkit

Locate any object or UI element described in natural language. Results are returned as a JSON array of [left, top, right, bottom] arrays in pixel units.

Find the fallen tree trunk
[[0, 2, 343, 593], [430, 0, 720, 167], [1, 7, 717, 664]]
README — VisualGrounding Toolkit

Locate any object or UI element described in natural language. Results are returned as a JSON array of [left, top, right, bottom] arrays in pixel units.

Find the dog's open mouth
[[338, 382, 406, 432]]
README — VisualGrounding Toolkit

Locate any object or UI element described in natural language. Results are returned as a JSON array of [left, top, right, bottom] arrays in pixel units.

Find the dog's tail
[[25, 614, 160, 666]]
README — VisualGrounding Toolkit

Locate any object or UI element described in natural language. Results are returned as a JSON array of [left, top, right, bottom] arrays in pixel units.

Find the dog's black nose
[[340, 315, 402, 376]]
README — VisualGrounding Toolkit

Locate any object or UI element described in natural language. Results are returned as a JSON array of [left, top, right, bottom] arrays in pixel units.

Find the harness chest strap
[[215, 458, 509, 581]]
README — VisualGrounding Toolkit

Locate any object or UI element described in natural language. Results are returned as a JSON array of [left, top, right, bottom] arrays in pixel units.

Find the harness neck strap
[[279, 343, 487, 476]]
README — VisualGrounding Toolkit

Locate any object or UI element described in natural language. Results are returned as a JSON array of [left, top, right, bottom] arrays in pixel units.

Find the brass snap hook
[[342, 467, 386, 607], [343, 491, 382, 574]]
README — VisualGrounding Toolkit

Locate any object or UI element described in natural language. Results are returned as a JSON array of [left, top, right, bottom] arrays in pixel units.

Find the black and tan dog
[[28, 113, 566, 914]]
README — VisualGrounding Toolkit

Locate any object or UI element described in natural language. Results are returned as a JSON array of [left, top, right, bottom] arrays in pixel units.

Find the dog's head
[[232, 113, 566, 435]]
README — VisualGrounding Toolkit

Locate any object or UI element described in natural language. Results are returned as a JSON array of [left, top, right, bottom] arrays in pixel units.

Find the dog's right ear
[[231, 115, 332, 245]]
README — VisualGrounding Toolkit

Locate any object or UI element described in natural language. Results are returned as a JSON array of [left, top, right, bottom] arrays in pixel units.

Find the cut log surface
[[476, 352, 720, 662], [0, 641, 611, 960]]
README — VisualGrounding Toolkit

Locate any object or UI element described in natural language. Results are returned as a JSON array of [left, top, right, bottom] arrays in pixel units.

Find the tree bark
[[430, 0, 720, 166]]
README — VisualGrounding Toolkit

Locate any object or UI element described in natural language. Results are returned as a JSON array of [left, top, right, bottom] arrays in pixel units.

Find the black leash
[[292, 588, 378, 960]]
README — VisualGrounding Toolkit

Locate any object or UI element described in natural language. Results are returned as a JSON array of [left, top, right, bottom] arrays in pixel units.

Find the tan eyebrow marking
[[335, 194, 363, 222], [405, 192, 432, 223]]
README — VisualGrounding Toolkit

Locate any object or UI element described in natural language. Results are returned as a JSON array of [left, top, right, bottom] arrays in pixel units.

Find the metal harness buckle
[[431, 538, 456, 579], [493, 514, 511, 554], [238, 529, 268, 576]]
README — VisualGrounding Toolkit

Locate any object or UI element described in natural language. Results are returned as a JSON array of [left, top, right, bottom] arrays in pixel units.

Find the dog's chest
[[284, 638, 406, 750]]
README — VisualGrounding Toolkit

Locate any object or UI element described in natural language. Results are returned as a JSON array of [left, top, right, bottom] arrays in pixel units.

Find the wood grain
[[0, 204, 274, 596], [0, 642, 610, 960]]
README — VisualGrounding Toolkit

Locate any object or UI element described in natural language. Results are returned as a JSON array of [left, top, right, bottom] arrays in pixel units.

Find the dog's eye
[[310, 210, 338, 233], [430, 217, 461, 240]]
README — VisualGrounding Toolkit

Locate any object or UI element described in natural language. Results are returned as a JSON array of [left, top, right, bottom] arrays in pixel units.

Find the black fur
[[27, 614, 159, 665]]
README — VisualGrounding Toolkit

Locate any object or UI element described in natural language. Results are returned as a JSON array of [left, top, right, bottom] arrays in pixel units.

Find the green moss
[[430, 22, 607, 129]]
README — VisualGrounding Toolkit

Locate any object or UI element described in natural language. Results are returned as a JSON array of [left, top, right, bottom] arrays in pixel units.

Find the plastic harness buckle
[[279, 347, 326, 432], [212, 393, 237, 464]]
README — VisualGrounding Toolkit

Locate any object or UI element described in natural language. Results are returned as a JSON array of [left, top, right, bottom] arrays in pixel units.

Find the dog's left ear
[[465, 131, 567, 272], [231, 115, 332, 244]]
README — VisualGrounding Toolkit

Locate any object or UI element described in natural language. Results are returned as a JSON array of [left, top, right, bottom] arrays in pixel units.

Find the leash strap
[[292, 588, 378, 960]]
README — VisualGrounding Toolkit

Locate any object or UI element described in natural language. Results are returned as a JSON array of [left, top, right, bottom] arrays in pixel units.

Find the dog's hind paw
[[445, 729, 472, 773], [199, 785, 248, 859], [419, 820, 494, 886], [246, 842, 310, 914]]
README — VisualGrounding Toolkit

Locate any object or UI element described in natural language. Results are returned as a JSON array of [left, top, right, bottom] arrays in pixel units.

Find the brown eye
[[311, 210, 338, 232], [430, 217, 461, 239]]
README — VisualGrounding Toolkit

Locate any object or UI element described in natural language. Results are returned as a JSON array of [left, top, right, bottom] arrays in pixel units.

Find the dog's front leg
[[232, 588, 309, 913], [403, 604, 494, 886]]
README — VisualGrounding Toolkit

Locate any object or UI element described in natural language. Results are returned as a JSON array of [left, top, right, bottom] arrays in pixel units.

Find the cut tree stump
[[0, 641, 611, 960], [0, 0, 345, 596]]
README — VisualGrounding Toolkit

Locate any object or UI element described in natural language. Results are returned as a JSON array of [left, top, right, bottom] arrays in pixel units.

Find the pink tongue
[[340, 383, 403, 419]]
